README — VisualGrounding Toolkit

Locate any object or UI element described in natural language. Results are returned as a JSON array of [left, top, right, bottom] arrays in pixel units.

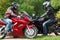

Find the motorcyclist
[[41, 1, 55, 35], [3, 2, 19, 34]]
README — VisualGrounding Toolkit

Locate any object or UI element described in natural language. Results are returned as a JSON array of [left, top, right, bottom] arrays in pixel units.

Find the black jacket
[[41, 7, 55, 19], [47, 7, 55, 19]]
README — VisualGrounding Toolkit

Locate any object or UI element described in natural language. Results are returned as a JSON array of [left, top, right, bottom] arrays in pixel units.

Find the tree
[[0, 0, 45, 18]]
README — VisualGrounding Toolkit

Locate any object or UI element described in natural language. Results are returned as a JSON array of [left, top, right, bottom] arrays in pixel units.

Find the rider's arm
[[6, 7, 18, 17], [40, 11, 48, 17], [11, 12, 17, 17], [4, 9, 11, 18]]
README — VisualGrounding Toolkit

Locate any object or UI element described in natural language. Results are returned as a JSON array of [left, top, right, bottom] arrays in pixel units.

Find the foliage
[[51, 0, 60, 9], [18, 0, 45, 16], [0, 0, 45, 18], [0, 0, 60, 18], [0, 0, 12, 18], [55, 10, 60, 18]]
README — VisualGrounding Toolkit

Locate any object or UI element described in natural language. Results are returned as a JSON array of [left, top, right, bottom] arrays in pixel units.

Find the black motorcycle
[[32, 16, 60, 35]]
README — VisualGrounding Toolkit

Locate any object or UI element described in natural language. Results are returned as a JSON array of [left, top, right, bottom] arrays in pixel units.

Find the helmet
[[11, 2, 19, 10], [43, 1, 50, 9]]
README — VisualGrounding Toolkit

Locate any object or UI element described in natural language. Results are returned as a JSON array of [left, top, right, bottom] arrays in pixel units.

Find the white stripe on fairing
[[13, 22, 17, 25]]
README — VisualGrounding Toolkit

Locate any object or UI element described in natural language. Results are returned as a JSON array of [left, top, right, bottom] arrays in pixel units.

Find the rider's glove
[[17, 16, 21, 18]]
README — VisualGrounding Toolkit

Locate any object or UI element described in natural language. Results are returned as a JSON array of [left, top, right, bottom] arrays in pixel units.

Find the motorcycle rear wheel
[[0, 26, 7, 39], [24, 27, 38, 38]]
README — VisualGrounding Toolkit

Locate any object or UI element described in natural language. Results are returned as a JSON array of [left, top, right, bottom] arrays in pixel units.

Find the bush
[[51, 0, 60, 9], [0, 0, 45, 18]]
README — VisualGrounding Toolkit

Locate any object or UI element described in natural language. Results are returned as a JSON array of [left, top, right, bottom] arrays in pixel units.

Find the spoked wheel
[[54, 26, 60, 35], [24, 27, 38, 38], [0, 26, 7, 39]]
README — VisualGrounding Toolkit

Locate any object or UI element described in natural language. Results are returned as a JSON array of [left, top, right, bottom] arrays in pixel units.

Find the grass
[[0, 39, 2, 40], [0, 35, 60, 40], [32, 36, 60, 40]]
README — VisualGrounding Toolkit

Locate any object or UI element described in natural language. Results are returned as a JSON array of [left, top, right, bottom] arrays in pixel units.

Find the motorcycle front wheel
[[54, 26, 60, 35], [24, 27, 38, 38]]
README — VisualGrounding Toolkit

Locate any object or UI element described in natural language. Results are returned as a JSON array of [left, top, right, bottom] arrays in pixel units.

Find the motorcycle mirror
[[19, 12, 21, 15], [32, 14, 35, 17]]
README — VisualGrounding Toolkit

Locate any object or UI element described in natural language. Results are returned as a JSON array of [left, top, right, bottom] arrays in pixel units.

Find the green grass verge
[[0, 39, 2, 40], [32, 36, 60, 40]]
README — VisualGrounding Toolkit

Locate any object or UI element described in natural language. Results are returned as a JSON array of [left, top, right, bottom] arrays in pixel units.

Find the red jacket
[[5, 7, 18, 18]]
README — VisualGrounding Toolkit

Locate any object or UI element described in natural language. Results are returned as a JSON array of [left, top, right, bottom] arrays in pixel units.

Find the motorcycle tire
[[1, 33, 7, 39], [24, 27, 38, 38], [54, 27, 60, 36], [0, 27, 7, 39]]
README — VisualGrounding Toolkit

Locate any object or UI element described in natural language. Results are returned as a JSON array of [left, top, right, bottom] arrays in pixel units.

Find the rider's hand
[[17, 16, 21, 18], [29, 18, 32, 21]]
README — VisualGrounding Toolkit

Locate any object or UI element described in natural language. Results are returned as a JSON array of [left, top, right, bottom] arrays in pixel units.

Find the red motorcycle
[[0, 12, 38, 39]]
